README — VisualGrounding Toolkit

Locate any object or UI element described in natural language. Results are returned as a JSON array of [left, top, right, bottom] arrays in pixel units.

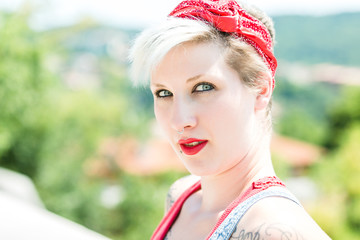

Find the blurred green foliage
[[1, 8, 360, 240], [0, 9, 163, 239], [0, 10, 51, 177], [273, 78, 339, 145], [307, 86, 360, 239], [325, 87, 360, 149]]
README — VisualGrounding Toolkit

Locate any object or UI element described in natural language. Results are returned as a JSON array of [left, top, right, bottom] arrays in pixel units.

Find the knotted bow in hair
[[169, 0, 277, 88]]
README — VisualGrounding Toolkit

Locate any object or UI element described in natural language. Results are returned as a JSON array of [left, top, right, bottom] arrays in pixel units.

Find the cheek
[[154, 104, 172, 135], [207, 94, 255, 139], [203, 93, 242, 120], [154, 105, 165, 125]]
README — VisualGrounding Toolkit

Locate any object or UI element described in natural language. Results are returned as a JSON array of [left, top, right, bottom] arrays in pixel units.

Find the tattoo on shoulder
[[230, 223, 304, 240], [164, 229, 172, 240], [166, 185, 176, 211]]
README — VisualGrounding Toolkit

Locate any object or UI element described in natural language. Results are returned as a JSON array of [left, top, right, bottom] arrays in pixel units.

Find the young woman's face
[[151, 42, 260, 176]]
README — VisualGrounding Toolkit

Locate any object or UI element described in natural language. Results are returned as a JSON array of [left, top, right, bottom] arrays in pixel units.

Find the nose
[[170, 97, 197, 133]]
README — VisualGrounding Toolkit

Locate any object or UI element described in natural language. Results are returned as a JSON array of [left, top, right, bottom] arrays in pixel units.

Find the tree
[[0, 10, 52, 177]]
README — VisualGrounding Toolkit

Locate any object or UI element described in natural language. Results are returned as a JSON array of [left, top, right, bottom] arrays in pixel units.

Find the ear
[[255, 72, 273, 111]]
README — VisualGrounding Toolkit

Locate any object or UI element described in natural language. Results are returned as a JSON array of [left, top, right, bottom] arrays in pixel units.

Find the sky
[[1, 0, 360, 29]]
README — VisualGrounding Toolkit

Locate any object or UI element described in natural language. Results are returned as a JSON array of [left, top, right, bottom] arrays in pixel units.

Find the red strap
[[151, 181, 201, 240]]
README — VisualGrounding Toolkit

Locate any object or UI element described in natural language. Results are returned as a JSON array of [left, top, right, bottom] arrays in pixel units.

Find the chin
[[181, 160, 220, 177]]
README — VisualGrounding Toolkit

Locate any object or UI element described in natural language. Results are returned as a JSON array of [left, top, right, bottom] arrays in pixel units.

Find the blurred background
[[0, 0, 359, 239]]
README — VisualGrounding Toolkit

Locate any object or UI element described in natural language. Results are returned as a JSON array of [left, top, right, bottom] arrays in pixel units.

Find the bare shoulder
[[165, 174, 200, 213], [231, 197, 331, 240]]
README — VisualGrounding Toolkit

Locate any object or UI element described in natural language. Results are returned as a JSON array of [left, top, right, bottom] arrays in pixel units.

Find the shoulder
[[165, 174, 200, 213], [231, 196, 331, 240]]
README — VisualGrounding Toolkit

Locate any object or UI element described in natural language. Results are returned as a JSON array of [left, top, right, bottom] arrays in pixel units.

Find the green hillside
[[273, 12, 360, 66]]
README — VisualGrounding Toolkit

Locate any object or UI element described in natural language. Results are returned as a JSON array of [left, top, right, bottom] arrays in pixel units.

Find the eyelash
[[154, 82, 215, 98], [155, 89, 172, 98], [193, 82, 215, 93]]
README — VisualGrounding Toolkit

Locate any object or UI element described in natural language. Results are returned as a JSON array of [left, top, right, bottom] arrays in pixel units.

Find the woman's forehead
[[151, 41, 227, 81]]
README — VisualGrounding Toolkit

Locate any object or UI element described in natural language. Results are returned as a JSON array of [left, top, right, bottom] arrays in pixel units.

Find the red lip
[[178, 138, 208, 156]]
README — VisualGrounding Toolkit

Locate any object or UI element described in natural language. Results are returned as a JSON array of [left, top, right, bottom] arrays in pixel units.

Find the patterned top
[[151, 176, 301, 240]]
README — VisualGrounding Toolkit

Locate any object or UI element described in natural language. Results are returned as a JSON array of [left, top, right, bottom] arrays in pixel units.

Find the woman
[[130, 0, 330, 239]]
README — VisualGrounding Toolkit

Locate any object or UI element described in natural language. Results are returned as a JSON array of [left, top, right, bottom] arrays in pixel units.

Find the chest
[[165, 210, 220, 240], [165, 200, 229, 240]]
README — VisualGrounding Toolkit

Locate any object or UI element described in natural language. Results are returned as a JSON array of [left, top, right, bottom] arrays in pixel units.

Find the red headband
[[169, 0, 277, 88]]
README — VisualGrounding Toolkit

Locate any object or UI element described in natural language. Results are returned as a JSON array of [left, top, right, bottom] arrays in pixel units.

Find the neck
[[199, 135, 275, 213]]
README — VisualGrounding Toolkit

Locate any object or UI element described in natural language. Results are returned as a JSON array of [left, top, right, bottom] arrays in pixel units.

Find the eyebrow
[[186, 74, 202, 83], [151, 74, 203, 88]]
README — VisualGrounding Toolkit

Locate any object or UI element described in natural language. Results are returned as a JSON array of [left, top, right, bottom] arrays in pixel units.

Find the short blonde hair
[[129, 18, 214, 86]]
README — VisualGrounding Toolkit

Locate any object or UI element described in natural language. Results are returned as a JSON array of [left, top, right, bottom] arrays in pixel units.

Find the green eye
[[156, 90, 172, 98], [194, 83, 214, 92]]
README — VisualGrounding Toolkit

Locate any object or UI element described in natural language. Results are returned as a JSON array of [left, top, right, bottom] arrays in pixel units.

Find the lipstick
[[178, 138, 208, 155]]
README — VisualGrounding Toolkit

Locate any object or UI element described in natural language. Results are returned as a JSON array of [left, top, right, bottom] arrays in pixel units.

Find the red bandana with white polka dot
[[169, 0, 277, 89]]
